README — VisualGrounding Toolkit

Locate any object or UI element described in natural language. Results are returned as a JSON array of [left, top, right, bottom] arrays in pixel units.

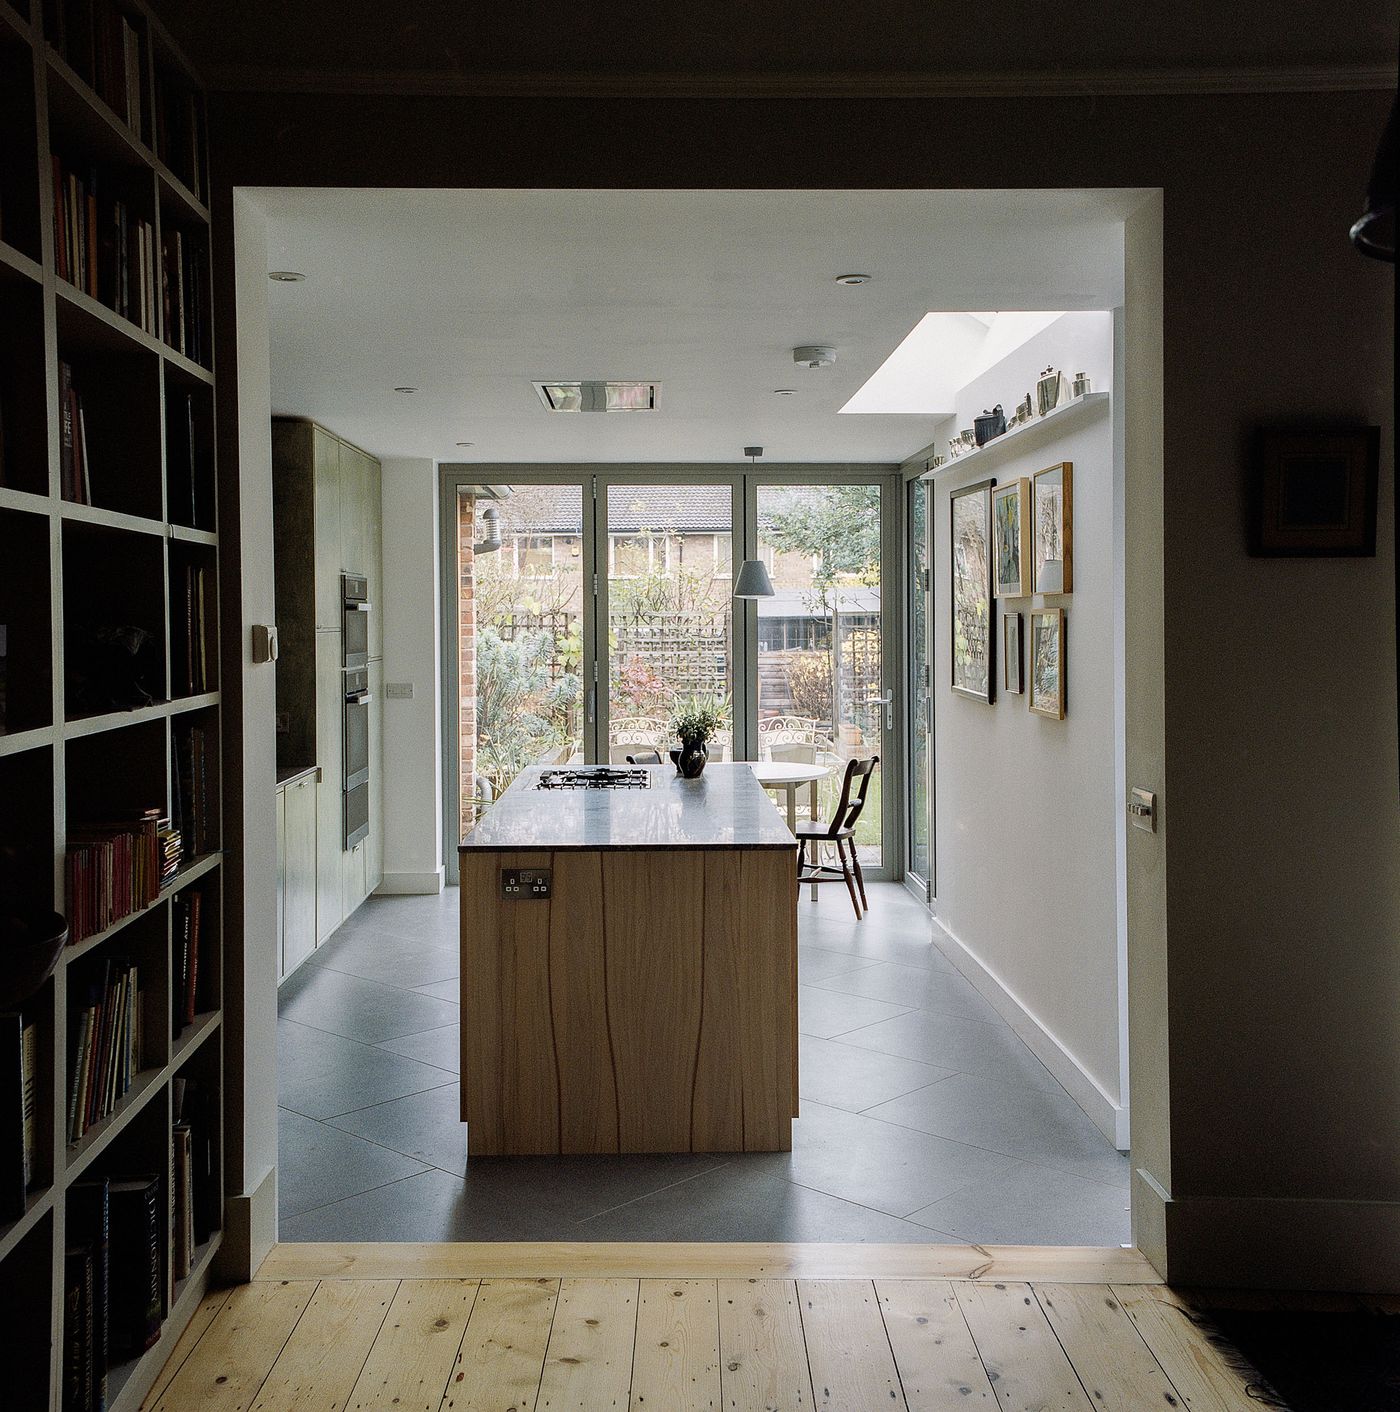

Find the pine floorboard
[[140, 1246, 1278, 1412]]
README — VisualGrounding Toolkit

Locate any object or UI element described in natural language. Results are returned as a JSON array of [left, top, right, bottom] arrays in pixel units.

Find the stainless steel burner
[[535, 767, 653, 790]]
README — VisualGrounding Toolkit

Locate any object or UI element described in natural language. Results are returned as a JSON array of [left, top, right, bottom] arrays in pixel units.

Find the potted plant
[[669, 692, 730, 778]]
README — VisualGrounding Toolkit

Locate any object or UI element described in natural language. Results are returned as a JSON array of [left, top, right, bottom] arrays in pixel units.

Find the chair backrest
[[769, 740, 817, 765], [625, 750, 662, 765], [821, 754, 879, 837]]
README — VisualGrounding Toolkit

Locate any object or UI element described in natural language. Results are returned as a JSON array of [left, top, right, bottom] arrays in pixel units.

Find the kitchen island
[[459, 764, 799, 1155]]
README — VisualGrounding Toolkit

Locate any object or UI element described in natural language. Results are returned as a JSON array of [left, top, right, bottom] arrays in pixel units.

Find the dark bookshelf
[[61, 522, 166, 720], [0, 276, 49, 494], [0, 24, 41, 262], [54, 309, 162, 513], [0, 5, 222, 1406], [0, 506, 52, 734]]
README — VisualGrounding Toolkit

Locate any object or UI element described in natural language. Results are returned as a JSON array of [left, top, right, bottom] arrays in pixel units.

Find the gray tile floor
[[277, 882, 1131, 1245]]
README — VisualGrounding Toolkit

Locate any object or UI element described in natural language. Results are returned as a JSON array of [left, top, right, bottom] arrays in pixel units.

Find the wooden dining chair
[[795, 755, 879, 919]]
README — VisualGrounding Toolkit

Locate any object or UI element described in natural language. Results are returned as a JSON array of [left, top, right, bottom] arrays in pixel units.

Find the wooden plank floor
[[140, 1245, 1281, 1412]]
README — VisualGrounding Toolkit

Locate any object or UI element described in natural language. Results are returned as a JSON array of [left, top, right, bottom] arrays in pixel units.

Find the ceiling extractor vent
[[534, 381, 660, 412]]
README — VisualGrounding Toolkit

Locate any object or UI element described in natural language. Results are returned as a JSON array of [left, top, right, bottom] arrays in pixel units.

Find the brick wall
[[457, 493, 476, 837]]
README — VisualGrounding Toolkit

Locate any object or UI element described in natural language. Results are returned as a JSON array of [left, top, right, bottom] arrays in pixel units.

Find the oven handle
[[344, 601, 373, 612], [346, 690, 373, 705]]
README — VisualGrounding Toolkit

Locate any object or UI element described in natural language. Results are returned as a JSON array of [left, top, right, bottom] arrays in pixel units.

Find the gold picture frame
[[1003, 611, 1024, 694], [1032, 461, 1073, 594], [950, 478, 996, 703], [1029, 607, 1065, 719], [991, 478, 1032, 597]]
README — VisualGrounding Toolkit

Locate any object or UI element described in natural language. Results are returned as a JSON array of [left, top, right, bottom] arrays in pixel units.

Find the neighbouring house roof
[[489, 483, 733, 535]]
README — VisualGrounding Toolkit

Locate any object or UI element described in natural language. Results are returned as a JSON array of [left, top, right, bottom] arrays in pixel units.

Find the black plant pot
[[676, 738, 708, 778]]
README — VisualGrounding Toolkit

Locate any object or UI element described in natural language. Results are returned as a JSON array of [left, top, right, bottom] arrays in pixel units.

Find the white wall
[[931, 311, 1124, 1143], [378, 457, 444, 893], [224, 189, 280, 1272]]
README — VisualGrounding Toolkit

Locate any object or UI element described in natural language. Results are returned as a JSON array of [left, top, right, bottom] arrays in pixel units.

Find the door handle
[[869, 691, 894, 731], [586, 686, 596, 724]]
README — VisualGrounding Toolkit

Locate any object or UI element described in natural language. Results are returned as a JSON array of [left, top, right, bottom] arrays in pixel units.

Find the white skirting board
[[376, 868, 446, 895], [929, 916, 1130, 1150], [1133, 1170, 1400, 1291]]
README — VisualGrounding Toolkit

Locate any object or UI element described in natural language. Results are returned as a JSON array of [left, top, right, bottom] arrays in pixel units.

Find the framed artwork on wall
[[1030, 607, 1066, 719], [1003, 611, 1024, 694], [1032, 461, 1074, 594], [991, 478, 1032, 597], [1248, 426, 1380, 556], [950, 478, 996, 703]]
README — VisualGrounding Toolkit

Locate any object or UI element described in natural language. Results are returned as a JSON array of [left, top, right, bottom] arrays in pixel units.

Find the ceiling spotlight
[[773, 388, 797, 397], [393, 386, 418, 394], [268, 270, 305, 282], [834, 273, 871, 285], [792, 345, 837, 369]]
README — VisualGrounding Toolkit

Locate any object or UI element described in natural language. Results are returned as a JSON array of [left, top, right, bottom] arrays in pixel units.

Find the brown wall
[[212, 85, 1397, 1285]]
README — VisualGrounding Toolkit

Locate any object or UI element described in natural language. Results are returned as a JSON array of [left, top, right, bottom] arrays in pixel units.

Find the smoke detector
[[792, 345, 837, 369]]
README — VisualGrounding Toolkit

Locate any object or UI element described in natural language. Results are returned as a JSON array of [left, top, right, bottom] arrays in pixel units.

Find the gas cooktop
[[535, 767, 654, 790]]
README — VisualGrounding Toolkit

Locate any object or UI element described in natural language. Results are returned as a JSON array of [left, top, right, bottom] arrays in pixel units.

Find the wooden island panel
[[460, 847, 797, 1155]]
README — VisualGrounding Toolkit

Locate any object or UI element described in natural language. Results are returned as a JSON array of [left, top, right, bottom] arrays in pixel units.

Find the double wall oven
[[342, 572, 372, 847]]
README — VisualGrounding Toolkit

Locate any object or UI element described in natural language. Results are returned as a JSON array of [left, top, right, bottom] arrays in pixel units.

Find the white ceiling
[[252, 188, 1144, 465]]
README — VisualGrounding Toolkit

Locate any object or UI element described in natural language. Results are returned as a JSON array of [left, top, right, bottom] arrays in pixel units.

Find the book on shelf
[[59, 359, 91, 505], [153, 71, 206, 203], [0, 1010, 39, 1221], [63, 1242, 97, 1412], [51, 156, 157, 336], [108, 1174, 162, 1358], [171, 1121, 191, 1280], [66, 808, 165, 943], [172, 887, 203, 1037], [165, 389, 204, 529], [69, 1177, 110, 1412], [174, 562, 209, 696], [172, 1075, 216, 1247], [172, 726, 213, 860], [66, 956, 144, 1144], [160, 225, 209, 365], [49, 0, 146, 141]]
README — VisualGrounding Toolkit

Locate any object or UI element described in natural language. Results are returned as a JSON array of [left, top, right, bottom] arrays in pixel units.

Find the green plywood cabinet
[[313, 429, 343, 629], [280, 774, 319, 976]]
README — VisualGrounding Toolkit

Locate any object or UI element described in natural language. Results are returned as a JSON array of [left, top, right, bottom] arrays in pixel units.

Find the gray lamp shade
[[733, 558, 775, 598]]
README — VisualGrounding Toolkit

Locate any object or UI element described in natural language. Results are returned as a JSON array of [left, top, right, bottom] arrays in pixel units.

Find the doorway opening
[[247, 186, 1156, 1252]]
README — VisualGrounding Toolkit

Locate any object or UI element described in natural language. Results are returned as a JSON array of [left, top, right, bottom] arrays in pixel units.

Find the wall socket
[[385, 682, 414, 699]]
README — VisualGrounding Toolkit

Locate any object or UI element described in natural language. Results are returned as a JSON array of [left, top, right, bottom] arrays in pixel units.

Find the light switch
[[385, 682, 414, 699], [1129, 787, 1157, 833]]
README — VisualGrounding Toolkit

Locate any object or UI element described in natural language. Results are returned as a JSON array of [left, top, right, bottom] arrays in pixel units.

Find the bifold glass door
[[446, 471, 897, 872], [601, 482, 734, 764]]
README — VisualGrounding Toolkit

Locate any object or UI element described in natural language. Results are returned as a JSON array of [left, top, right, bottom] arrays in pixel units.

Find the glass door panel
[[755, 483, 884, 867], [455, 483, 585, 836], [603, 483, 733, 764], [908, 477, 932, 892]]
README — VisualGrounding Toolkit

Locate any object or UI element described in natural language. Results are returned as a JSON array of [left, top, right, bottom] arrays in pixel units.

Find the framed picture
[[950, 478, 996, 703], [1249, 427, 1380, 556], [1003, 611, 1024, 694], [1032, 462, 1073, 594], [991, 478, 1032, 597], [1029, 607, 1065, 719]]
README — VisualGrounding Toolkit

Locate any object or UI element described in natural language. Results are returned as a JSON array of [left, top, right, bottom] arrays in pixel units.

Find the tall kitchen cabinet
[[271, 420, 384, 974]]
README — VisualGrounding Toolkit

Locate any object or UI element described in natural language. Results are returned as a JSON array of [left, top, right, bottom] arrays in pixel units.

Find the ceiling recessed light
[[773, 389, 797, 396], [393, 386, 418, 394], [268, 270, 305, 282], [834, 273, 871, 286]]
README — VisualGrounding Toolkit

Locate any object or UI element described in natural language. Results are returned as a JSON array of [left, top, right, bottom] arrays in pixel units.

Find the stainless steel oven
[[343, 666, 371, 846], [342, 571, 370, 669]]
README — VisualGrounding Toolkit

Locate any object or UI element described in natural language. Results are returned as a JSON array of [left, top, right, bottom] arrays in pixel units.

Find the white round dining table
[[749, 761, 830, 834]]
